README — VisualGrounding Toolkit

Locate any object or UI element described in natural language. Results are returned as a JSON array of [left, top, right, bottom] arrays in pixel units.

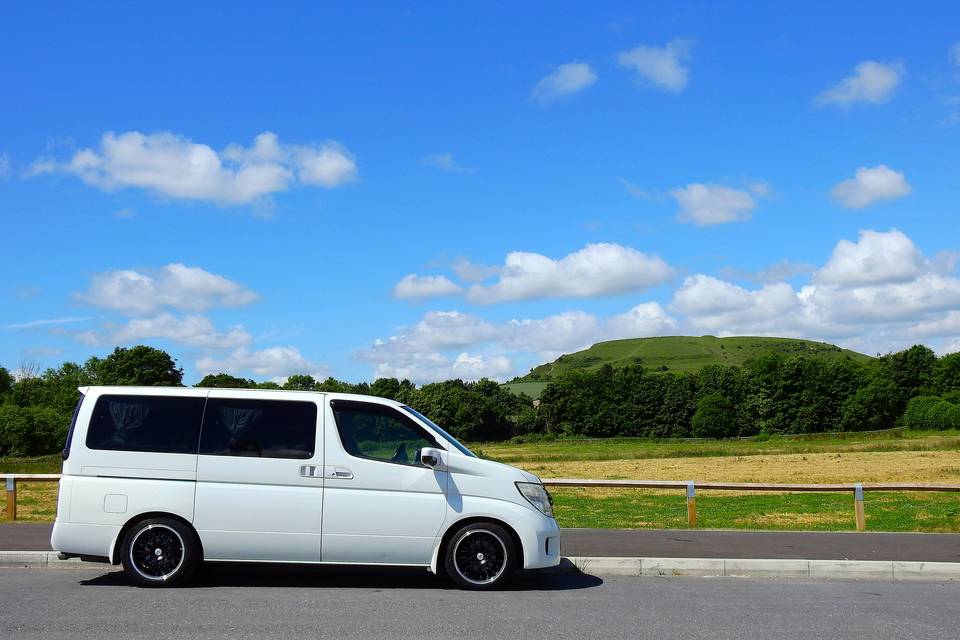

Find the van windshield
[[401, 406, 476, 458]]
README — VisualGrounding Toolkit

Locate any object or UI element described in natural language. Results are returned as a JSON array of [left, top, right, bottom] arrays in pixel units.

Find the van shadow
[[79, 562, 602, 591]]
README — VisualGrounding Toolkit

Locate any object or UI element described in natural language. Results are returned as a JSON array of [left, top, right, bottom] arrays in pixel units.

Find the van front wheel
[[444, 522, 517, 590], [120, 517, 198, 587]]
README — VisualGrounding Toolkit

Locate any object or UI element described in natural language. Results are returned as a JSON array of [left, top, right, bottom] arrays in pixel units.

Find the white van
[[51, 386, 561, 589]]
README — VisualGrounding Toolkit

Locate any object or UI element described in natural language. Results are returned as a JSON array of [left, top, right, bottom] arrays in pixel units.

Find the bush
[[691, 393, 737, 438], [903, 395, 960, 431]]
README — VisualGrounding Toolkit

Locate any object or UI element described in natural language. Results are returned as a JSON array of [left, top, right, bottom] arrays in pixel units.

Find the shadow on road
[[79, 563, 603, 591]]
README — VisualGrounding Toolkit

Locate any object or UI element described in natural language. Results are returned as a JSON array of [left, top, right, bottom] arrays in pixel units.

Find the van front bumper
[[521, 512, 562, 570]]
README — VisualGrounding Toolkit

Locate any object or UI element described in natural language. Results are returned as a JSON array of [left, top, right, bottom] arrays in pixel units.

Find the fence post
[[686, 481, 697, 527], [854, 482, 866, 531], [4, 477, 15, 521]]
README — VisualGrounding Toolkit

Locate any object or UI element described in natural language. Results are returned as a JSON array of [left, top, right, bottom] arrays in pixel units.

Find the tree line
[[1, 343, 959, 457]]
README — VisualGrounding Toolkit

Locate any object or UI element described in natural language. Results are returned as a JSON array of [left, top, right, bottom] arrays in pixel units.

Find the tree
[[839, 378, 900, 431], [879, 345, 937, 400], [195, 373, 255, 388], [691, 393, 737, 438], [0, 366, 13, 395], [86, 346, 183, 386], [283, 374, 317, 391], [934, 353, 960, 394]]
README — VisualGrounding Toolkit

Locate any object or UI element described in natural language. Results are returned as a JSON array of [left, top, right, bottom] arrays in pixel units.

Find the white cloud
[[77, 263, 258, 315], [5, 317, 89, 330], [420, 152, 475, 174], [359, 303, 678, 383], [670, 229, 960, 351], [467, 243, 674, 304], [451, 258, 500, 282], [617, 39, 692, 92], [816, 61, 904, 107], [197, 346, 325, 379], [815, 229, 926, 286], [605, 302, 679, 339], [392, 274, 463, 299], [37, 131, 356, 205], [670, 183, 758, 225], [909, 311, 960, 338], [76, 314, 252, 350], [370, 351, 514, 384], [531, 62, 597, 104], [829, 165, 911, 209]]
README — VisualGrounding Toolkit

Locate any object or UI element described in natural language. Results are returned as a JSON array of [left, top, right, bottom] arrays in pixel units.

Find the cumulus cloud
[[816, 61, 904, 107], [420, 152, 475, 174], [670, 183, 758, 225], [671, 229, 960, 351], [36, 131, 356, 204], [467, 243, 674, 304], [392, 274, 463, 299], [829, 165, 911, 209], [814, 229, 926, 286], [530, 62, 597, 104], [197, 346, 325, 379], [77, 263, 258, 315], [617, 39, 692, 92], [76, 314, 252, 350], [358, 303, 677, 383]]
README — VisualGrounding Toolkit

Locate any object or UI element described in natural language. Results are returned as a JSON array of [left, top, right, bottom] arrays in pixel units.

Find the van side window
[[331, 401, 440, 467], [86, 395, 205, 454], [199, 398, 317, 459]]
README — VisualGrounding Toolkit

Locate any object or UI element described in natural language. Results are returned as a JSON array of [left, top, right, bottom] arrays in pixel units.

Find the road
[[1, 565, 958, 639], [5, 523, 960, 561]]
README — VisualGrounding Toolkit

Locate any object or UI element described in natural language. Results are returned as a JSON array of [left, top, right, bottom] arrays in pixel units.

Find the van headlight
[[516, 482, 554, 518]]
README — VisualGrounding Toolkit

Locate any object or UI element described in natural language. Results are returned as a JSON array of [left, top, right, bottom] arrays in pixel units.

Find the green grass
[[473, 429, 960, 465], [551, 488, 960, 532], [506, 335, 873, 398]]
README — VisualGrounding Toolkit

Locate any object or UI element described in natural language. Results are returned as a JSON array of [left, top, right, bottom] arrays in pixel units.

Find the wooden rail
[[541, 478, 960, 531], [3, 474, 960, 530]]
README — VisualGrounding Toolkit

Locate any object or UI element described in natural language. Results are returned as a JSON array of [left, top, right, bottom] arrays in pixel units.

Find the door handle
[[325, 466, 353, 479], [299, 465, 322, 478]]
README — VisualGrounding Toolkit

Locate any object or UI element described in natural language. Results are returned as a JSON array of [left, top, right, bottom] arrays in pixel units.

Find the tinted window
[[86, 395, 205, 454], [332, 401, 439, 467], [199, 398, 317, 459]]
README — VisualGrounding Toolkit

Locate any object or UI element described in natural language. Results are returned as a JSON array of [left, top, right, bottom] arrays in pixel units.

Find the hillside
[[504, 336, 873, 399]]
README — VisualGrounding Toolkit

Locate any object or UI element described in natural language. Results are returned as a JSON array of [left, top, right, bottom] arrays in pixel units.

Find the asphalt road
[[5, 523, 960, 561], [1, 565, 958, 640]]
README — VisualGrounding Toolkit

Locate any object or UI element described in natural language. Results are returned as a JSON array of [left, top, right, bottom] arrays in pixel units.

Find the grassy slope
[[504, 336, 873, 399]]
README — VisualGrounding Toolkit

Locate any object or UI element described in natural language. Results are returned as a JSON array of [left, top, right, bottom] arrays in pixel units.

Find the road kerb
[[3, 551, 960, 581]]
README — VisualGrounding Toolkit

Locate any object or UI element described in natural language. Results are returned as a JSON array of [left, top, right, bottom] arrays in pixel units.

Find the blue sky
[[2, 1, 959, 384]]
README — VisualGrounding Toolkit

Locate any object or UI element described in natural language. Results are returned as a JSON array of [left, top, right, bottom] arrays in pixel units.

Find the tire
[[443, 521, 517, 590], [120, 517, 199, 587]]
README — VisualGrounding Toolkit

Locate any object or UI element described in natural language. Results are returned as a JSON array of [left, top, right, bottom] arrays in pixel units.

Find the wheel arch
[[432, 515, 524, 576], [110, 512, 204, 565]]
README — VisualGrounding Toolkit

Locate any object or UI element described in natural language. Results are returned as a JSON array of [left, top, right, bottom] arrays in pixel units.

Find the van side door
[[193, 391, 324, 562], [321, 400, 448, 565]]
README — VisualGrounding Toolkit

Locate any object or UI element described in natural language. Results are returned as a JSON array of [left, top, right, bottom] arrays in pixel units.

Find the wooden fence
[[4, 474, 960, 531]]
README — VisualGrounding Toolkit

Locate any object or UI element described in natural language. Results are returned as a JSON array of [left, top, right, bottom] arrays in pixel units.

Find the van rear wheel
[[120, 517, 198, 587], [444, 522, 517, 590]]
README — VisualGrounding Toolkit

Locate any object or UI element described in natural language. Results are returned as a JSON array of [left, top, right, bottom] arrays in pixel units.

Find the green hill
[[504, 336, 873, 399]]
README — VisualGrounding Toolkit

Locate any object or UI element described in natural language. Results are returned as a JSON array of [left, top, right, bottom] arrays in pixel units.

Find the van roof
[[76, 386, 404, 406]]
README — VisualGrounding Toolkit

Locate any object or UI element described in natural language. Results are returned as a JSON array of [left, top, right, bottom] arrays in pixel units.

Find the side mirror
[[420, 447, 442, 468]]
